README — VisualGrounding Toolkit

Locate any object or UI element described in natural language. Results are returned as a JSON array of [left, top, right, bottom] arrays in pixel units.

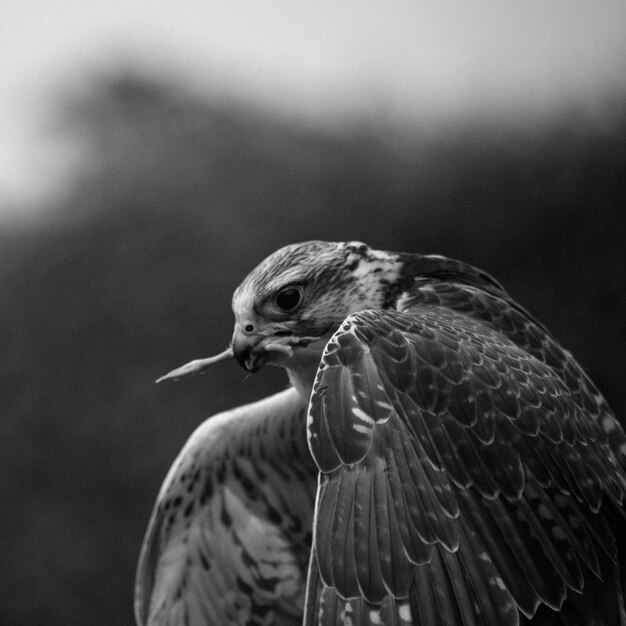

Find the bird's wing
[[135, 387, 318, 626], [305, 296, 626, 626]]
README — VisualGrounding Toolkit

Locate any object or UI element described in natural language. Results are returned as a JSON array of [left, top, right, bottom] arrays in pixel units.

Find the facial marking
[[231, 240, 405, 343]]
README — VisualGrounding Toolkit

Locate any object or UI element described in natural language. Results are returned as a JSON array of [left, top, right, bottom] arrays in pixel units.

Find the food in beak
[[156, 347, 234, 383]]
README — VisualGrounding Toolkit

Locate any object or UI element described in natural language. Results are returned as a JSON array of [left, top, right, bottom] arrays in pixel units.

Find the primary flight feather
[[136, 241, 626, 626]]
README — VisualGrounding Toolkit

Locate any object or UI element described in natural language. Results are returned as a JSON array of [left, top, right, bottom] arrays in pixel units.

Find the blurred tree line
[[1, 72, 624, 625]]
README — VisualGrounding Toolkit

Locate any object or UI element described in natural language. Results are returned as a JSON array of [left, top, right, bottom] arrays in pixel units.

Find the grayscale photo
[[1, 2, 625, 625]]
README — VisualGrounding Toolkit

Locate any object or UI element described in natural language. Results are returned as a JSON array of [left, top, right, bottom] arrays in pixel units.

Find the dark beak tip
[[232, 338, 258, 372], [233, 348, 264, 374]]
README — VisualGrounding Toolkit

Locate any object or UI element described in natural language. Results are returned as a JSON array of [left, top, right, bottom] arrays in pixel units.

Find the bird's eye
[[275, 288, 302, 312]]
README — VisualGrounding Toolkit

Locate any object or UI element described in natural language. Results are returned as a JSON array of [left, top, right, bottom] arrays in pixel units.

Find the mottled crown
[[232, 241, 405, 334]]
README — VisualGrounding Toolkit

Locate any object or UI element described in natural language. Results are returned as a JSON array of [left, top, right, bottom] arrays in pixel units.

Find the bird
[[135, 240, 626, 626]]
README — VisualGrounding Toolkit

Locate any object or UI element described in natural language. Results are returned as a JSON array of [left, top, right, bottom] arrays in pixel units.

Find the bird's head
[[157, 241, 405, 395]]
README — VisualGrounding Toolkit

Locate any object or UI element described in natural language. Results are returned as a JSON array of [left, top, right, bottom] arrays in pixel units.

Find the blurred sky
[[1, 0, 626, 213]]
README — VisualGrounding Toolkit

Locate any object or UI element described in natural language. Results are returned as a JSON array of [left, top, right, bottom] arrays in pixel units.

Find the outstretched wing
[[135, 388, 318, 626], [305, 286, 626, 626]]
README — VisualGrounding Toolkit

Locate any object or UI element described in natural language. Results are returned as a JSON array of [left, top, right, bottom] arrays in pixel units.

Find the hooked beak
[[231, 326, 294, 372], [156, 326, 305, 383], [231, 328, 263, 372]]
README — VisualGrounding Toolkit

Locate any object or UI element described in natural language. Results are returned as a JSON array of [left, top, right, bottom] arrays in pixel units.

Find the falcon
[[135, 240, 626, 626]]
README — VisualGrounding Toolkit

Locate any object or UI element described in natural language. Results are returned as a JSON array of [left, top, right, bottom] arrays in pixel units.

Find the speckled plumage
[[136, 241, 626, 626], [136, 389, 318, 625]]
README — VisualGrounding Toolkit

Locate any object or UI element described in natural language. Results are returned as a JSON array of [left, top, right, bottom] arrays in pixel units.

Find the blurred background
[[1, 1, 625, 623]]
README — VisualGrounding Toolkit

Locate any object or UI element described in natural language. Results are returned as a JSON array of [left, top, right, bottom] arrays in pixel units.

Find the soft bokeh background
[[1, 1, 625, 624]]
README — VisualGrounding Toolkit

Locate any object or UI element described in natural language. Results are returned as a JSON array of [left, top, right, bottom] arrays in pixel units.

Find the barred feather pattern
[[135, 389, 318, 626], [402, 278, 626, 470], [138, 244, 626, 626], [306, 282, 626, 626]]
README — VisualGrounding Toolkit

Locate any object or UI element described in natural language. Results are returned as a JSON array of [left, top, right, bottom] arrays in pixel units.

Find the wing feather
[[354, 463, 388, 599], [135, 388, 317, 626], [314, 472, 341, 589], [371, 449, 415, 597], [306, 289, 626, 625], [383, 424, 434, 564], [454, 520, 519, 626], [329, 468, 360, 598]]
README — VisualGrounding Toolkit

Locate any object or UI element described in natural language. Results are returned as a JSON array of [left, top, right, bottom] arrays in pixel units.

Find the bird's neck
[[286, 363, 319, 402], [279, 334, 332, 401]]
